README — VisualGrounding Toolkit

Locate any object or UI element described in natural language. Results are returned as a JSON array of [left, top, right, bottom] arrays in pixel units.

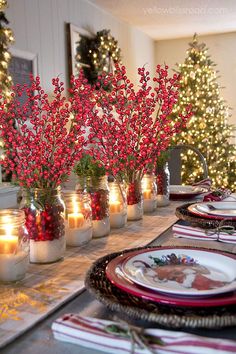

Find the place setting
[[85, 244, 236, 330]]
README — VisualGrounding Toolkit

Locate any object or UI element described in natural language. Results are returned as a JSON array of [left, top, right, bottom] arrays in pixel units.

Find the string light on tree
[[172, 33, 236, 191], [0, 0, 14, 101]]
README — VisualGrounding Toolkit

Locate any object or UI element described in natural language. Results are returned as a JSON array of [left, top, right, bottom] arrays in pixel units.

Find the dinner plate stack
[[176, 201, 236, 229], [85, 245, 236, 329]]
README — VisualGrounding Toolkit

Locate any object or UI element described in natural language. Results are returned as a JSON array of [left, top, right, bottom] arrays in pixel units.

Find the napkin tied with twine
[[52, 314, 236, 354], [173, 220, 236, 243]]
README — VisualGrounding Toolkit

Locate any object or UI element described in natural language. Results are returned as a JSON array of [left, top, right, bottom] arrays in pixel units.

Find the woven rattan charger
[[85, 245, 236, 329]]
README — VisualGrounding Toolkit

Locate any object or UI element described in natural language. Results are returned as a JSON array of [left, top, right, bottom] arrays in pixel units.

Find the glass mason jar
[[126, 179, 143, 221], [86, 176, 110, 238], [141, 174, 157, 213], [19, 188, 65, 264], [108, 179, 127, 228], [156, 162, 170, 207], [63, 191, 92, 246], [0, 209, 29, 282]]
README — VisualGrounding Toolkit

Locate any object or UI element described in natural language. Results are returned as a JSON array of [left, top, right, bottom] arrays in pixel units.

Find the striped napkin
[[173, 221, 236, 243], [192, 178, 212, 190], [52, 314, 236, 354]]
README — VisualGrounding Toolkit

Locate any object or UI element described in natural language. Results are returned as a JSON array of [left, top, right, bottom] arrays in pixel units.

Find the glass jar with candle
[[0, 209, 29, 282], [20, 188, 65, 264], [63, 191, 92, 246], [141, 173, 157, 213], [87, 176, 110, 238], [108, 179, 127, 228]]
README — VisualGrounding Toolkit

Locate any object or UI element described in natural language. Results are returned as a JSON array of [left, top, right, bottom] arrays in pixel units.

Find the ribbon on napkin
[[192, 178, 212, 190], [203, 188, 232, 202], [173, 220, 236, 243], [52, 314, 236, 354]]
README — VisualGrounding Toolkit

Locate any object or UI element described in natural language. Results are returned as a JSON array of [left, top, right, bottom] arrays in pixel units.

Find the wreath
[[75, 29, 122, 85]]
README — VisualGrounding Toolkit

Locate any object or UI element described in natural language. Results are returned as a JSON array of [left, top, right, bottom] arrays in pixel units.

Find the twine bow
[[205, 220, 235, 240], [104, 318, 164, 354]]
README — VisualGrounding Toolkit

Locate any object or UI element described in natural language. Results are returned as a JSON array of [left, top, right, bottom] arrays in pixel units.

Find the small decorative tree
[[172, 34, 236, 190]]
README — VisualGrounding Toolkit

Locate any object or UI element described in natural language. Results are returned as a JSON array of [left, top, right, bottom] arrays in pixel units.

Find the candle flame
[[72, 196, 79, 214]]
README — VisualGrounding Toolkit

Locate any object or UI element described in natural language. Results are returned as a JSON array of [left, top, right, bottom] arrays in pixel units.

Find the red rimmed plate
[[170, 185, 208, 200], [106, 247, 236, 308], [188, 202, 236, 220]]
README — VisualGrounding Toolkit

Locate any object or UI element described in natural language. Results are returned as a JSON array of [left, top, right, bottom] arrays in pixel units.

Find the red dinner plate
[[106, 247, 236, 308], [169, 185, 208, 201]]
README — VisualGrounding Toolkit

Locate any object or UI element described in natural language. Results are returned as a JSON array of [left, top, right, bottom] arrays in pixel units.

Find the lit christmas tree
[[0, 0, 14, 100], [172, 34, 236, 191], [0, 0, 14, 182]]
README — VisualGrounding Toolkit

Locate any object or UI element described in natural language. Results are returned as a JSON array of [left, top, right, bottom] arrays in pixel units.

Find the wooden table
[[2, 202, 236, 353]]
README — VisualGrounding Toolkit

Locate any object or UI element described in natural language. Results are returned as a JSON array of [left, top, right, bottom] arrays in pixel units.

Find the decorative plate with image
[[106, 250, 236, 307], [122, 248, 236, 296]]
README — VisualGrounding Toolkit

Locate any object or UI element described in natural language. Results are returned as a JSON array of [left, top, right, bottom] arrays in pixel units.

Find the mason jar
[[141, 174, 157, 213], [86, 176, 110, 238], [0, 209, 29, 282], [126, 179, 143, 221], [108, 179, 127, 228], [19, 188, 65, 264], [156, 162, 170, 207], [63, 191, 92, 246]]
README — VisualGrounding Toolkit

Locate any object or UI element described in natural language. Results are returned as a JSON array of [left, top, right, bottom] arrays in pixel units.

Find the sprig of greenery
[[74, 154, 106, 178]]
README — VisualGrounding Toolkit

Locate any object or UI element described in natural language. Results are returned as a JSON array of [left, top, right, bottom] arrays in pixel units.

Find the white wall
[[155, 32, 236, 129], [6, 0, 155, 92]]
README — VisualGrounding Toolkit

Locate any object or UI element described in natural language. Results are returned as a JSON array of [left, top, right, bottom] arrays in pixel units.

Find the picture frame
[[67, 23, 92, 78]]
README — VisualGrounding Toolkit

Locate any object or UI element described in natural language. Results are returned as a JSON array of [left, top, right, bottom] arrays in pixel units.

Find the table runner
[[0, 203, 178, 349]]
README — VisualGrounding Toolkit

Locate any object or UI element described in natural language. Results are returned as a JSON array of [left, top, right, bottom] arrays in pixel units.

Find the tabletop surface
[[2, 203, 236, 353]]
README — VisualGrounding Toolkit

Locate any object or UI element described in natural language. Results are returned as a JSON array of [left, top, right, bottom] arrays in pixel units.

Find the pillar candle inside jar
[[143, 189, 152, 200], [109, 201, 121, 213], [0, 235, 18, 254], [68, 213, 84, 228], [67, 196, 84, 228]]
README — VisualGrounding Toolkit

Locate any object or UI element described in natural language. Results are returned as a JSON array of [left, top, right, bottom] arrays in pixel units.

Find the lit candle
[[67, 196, 85, 229], [0, 235, 18, 254], [143, 189, 152, 200], [109, 200, 121, 213], [68, 212, 84, 228]]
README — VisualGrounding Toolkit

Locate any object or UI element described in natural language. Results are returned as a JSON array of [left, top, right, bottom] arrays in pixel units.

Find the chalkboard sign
[[9, 55, 33, 83], [9, 55, 34, 106]]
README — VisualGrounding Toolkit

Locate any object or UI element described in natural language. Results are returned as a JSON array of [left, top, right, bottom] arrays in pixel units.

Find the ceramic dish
[[188, 202, 236, 220], [121, 248, 236, 296], [196, 202, 236, 217], [106, 250, 236, 307], [170, 185, 208, 200]]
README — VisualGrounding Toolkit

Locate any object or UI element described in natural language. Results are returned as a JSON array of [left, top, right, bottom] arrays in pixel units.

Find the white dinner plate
[[122, 248, 236, 296], [196, 202, 236, 217]]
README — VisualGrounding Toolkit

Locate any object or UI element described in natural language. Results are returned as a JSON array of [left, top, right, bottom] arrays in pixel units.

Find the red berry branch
[[0, 73, 92, 188], [86, 64, 192, 183]]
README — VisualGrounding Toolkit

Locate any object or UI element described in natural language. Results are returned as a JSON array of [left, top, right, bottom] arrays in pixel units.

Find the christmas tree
[[172, 33, 236, 191], [0, 0, 14, 100], [0, 0, 14, 182]]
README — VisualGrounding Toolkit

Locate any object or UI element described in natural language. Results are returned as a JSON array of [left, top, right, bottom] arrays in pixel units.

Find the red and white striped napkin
[[192, 178, 212, 191], [52, 314, 236, 354], [173, 221, 236, 244]]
